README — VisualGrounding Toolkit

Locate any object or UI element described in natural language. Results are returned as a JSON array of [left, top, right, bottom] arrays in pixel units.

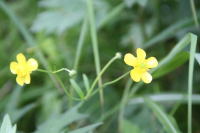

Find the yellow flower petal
[[24, 74, 31, 84], [141, 72, 152, 84], [136, 48, 146, 60], [17, 53, 26, 63], [146, 57, 158, 68], [130, 69, 141, 82], [27, 58, 38, 71], [10, 62, 18, 74], [124, 53, 137, 66], [16, 76, 24, 86]]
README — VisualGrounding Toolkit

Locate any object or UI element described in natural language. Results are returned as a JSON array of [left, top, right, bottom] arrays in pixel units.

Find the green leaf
[[122, 119, 141, 133], [5, 86, 36, 122], [70, 79, 85, 99], [31, 0, 85, 34], [0, 114, 16, 133], [69, 122, 102, 133], [153, 52, 189, 78], [82, 74, 90, 92], [31, 0, 110, 34], [187, 33, 197, 133], [6, 86, 22, 112], [124, 0, 147, 7], [195, 53, 200, 65], [144, 97, 179, 133], [34, 104, 87, 133], [11, 103, 36, 122]]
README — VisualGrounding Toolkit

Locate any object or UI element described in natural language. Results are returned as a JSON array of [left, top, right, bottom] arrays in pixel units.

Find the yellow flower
[[124, 48, 158, 83], [10, 53, 38, 86]]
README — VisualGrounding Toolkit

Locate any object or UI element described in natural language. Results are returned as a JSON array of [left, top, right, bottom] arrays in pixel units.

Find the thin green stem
[[91, 71, 129, 97], [97, 3, 125, 29], [103, 71, 129, 87], [118, 79, 132, 133], [190, 0, 199, 27], [70, 16, 87, 105], [73, 17, 88, 70], [52, 68, 71, 73], [54, 75, 81, 101], [86, 53, 121, 98], [37, 68, 73, 74], [188, 33, 197, 133], [86, 0, 104, 109], [170, 98, 183, 116]]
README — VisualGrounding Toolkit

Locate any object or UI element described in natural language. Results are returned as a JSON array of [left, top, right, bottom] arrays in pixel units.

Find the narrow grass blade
[[187, 33, 197, 133], [82, 74, 90, 92], [143, 17, 199, 49], [86, 0, 104, 107], [144, 97, 179, 133], [73, 17, 88, 70], [128, 94, 200, 105], [190, 0, 199, 27], [70, 79, 84, 99]]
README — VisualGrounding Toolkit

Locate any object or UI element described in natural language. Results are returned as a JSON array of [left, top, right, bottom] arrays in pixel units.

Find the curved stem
[[85, 54, 121, 98], [37, 68, 73, 74], [54, 75, 82, 101], [90, 71, 130, 97]]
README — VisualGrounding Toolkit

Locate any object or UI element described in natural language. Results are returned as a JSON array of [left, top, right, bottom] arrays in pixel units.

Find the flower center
[[17, 64, 29, 77], [139, 63, 146, 69], [134, 63, 148, 73]]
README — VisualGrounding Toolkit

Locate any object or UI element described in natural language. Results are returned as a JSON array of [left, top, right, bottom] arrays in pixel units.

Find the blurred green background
[[0, 0, 200, 133]]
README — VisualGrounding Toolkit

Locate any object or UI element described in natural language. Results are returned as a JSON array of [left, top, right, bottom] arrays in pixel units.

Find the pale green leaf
[[83, 74, 90, 92], [153, 52, 189, 78], [0, 114, 16, 133], [34, 104, 87, 133], [69, 122, 102, 133], [195, 53, 200, 65], [144, 97, 179, 133], [122, 119, 141, 133], [70, 79, 84, 99]]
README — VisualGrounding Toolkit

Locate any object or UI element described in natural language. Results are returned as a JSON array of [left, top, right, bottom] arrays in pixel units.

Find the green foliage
[[31, 0, 109, 34], [195, 53, 200, 65], [124, 0, 147, 7], [0, 0, 199, 132], [153, 52, 189, 78], [34, 104, 90, 133], [122, 119, 141, 133], [69, 122, 102, 133], [144, 97, 180, 133], [0, 114, 16, 133]]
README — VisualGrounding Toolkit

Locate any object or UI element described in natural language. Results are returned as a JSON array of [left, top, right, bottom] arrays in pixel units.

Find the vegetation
[[0, 0, 200, 133]]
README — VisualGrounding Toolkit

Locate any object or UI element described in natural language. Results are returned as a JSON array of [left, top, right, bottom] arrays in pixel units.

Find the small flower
[[124, 48, 158, 83], [10, 53, 38, 86]]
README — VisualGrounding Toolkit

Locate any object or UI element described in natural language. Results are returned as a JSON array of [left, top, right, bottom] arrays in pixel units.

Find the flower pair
[[10, 48, 158, 86]]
